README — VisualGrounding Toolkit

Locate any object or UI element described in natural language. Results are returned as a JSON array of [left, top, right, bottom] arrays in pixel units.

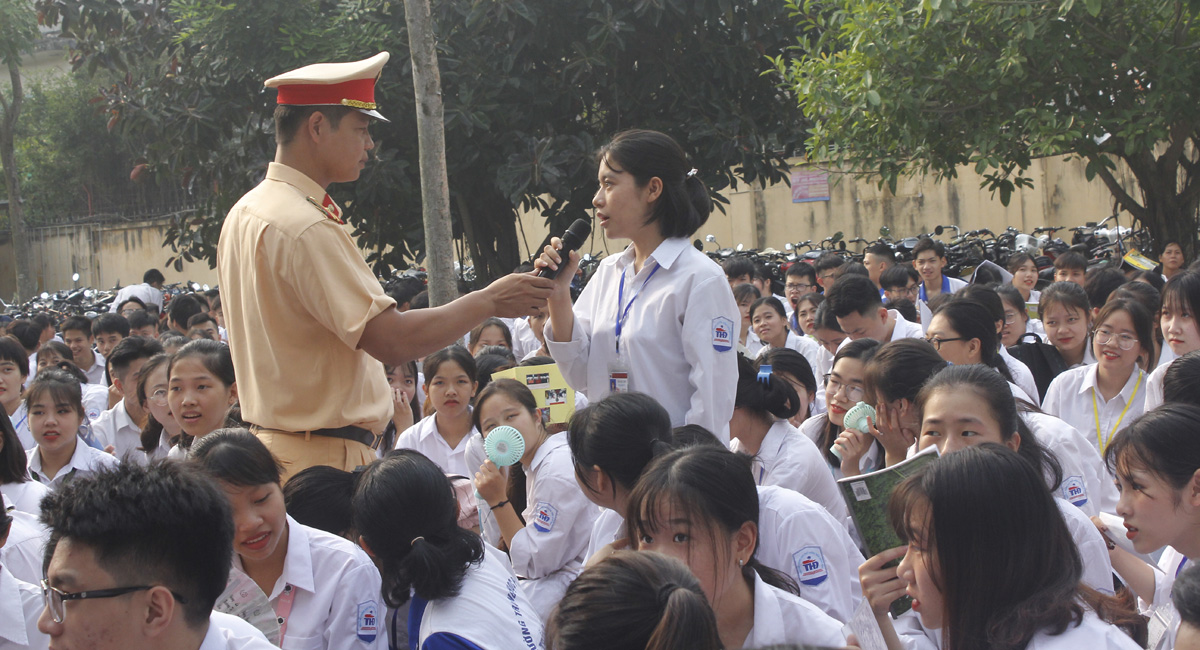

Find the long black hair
[[933, 299, 1013, 382], [626, 445, 799, 596], [818, 338, 880, 467], [568, 392, 673, 497], [916, 364, 1063, 491], [189, 428, 284, 487], [889, 444, 1096, 650], [352, 450, 485, 608]]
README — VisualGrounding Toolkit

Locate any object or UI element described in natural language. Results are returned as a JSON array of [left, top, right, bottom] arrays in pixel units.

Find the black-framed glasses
[[41, 580, 188, 623], [785, 282, 815, 292], [886, 285, 920, 299], [823, 374, 865, 403], [924, 336, 965, 351]]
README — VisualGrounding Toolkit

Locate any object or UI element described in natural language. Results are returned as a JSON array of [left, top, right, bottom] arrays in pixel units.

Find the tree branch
[[1093, 157, 1148, 221], [1159, 120, 1194, 175]]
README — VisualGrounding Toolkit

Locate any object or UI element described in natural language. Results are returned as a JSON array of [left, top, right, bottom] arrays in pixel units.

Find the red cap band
[[275, 78, 376, 107]]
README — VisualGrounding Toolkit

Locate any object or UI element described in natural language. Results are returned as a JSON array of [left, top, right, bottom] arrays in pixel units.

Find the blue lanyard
[[615, 262, 661, 353], [918, 275, 951, 302], [1178, 556, 1190, 578]]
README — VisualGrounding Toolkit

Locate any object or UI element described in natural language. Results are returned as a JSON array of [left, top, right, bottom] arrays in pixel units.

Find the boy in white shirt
[[92, 337, 164, 459], [37, 461, 276, 650]]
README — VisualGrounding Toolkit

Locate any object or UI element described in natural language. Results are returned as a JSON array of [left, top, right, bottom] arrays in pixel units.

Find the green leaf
[[867, 89, 881, 106], [1083, 0, 1101, 16]]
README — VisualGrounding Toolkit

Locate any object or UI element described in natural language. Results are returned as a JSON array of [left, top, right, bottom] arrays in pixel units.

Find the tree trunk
[[1, 61, 34, 301], [457, 185, 520, 287], [403, 0, 456, 307]]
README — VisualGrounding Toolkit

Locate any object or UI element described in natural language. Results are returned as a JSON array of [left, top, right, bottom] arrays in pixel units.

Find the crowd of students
[[4, 128, 1200, 650]]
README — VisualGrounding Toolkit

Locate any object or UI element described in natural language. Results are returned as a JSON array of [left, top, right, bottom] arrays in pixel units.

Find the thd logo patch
[[356, 601, 378, 642], [533, 501, 558, 533], [1062, 475, 1088, 508], [793, 546, 829, 587], [712, 317, 734, 352]]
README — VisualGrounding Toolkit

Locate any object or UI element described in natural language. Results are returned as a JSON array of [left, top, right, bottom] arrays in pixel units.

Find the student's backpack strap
[[1006, 333, 1068, 401]]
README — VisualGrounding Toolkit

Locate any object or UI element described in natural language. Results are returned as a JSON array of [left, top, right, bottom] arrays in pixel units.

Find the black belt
[[252, 424, 379, 450]]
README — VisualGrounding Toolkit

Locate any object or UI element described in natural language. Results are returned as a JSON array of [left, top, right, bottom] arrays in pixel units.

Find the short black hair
[[117, 297, 147, 312], [890, 298, 919, 323], [92, 313, 130, 338], [409, 291, 430, 310], [825, 274, 884, 318], [0, 336, 29, 377], [107, 336, 164, 384], [722, 257, 756, 282], [143, 269, 165, 285], [865, 243, 896, 265], [1054, 251, 1088, 272], [384, 277, 425, 308], [913, 237, 946, 259], [785, 263, 816, 283], [190, 428, 283, 487], [1084, 266, 1128, 308], [273, 104, 356, 146], [813, 252, 846, 274], [880, 264, 919, 290], [284, 465, 356, 538], [598, 129, 712, 239], [187, 313, 217, 329], [168, 294, 204, 329], [841, 261, 869, 278], [62, 315, 93, 338], [813, 302, 843, 333], [128, 310, 159, 331], [39, 461, 234, 628], [6, 319, 40, 352], [1175, 563, 1200, 630]]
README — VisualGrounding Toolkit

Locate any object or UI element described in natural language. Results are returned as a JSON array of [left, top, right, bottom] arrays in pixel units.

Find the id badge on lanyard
[[611, 263, 660, 394]]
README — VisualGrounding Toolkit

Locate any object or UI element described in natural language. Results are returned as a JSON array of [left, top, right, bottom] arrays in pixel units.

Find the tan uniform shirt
[[217, 162, 395, 434]]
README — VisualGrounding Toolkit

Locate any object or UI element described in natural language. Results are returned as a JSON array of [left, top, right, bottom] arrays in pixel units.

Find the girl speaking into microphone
[[536, 130, 739, 443]]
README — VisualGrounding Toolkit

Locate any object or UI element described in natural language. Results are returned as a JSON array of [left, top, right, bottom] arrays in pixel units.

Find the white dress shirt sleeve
[[679, 275, 739, 443], [325, 560, 386, 650], [508, 473, 592, 580]]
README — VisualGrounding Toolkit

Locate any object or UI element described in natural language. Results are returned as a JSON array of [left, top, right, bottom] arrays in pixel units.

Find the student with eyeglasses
[[783, 264, 819, 334], [36, 461, 276, 650], [1043, 299, 1155, 456], [797, 339, 882, 480]]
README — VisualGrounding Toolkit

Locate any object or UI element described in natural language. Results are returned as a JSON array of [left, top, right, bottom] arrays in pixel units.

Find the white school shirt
[[1158, 342, 1178, 368], [1054, 497, 1116, 595], [1000, 346, 1041, 406], [26, 436, 118, 491], [0, 498, 47, 585], [755, 485, 864, 623], [757, 331, 826, 379], [409, 543, 545, 650], [502, 435, 597, 620], [80, 382, 108, 425], [91, 400, 143, 460], [739, 572, 846, 648], [797, 413, 883, 480], [0, 565, 47, 650], [393, 415, 478, 478], [0, 479, 48, 515], [82, 349, 107, 385], [204, 612, 281, 650], [1042, 364, 1147, 456], [544, 238, 739, 444], [835, 309, 925, 354], [585, 508, 626, 563], [231, 516, 385, 650], [109, 282, 164, 312], [1144, 360, 1169, 411], [893, 609, 1141, 650], [509, 317, 541, 361], [1021, 410, 1119, 517], [735, 418, 849, 523], [10, 403, 31, 450], [1139, 546, 1187, 650]]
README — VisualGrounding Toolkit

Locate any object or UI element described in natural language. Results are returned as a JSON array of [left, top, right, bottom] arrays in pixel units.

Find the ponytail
[[548, 551, 720, 650], [352, 450, 484, 607], [734, 353, 800, 420]]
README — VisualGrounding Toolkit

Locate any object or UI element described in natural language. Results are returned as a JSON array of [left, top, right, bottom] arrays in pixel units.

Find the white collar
[[28, 436, 92, 482], [615, 238, 689, 272], [526, 434, 567, 474], [1079, 363, 1144, 403], [746, 573, 786, 646]]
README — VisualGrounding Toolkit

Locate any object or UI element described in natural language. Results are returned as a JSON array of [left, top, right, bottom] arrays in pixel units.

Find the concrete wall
[[0, 219, 219, 303], [514, 153, 1139, 259], [0, 152, 1139, 301]]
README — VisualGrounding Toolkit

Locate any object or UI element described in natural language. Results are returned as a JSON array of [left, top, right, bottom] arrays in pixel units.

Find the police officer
[[217, 52, 552, 480]]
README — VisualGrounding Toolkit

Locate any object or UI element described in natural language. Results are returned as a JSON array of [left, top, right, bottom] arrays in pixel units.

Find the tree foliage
[[38, 0, 807, 283], [777, 0, 1200, 257]]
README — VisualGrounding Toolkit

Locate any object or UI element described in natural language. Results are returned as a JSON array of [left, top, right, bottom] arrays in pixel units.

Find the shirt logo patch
[[356, 601, 378, 642], [1062, 475, 1088, 508], [794, 546, 829, 586], [712, 317, 734, 352], [533, 501, 558, 533]]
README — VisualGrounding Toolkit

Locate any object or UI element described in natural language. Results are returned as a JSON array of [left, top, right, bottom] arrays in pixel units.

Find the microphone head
[[560, 218, 592, 250], [484, 426, 526, 467]]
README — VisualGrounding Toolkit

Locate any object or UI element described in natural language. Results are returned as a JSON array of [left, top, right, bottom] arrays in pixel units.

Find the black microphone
[[537, 218, 592, 279]]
